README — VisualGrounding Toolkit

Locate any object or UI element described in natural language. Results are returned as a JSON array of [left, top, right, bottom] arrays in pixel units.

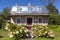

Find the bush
[[8, 24, 28, 40], [8, 24, 55, 39], [32, 25, 55, 38], [1, 21, 6, 29], [8, 23, 17, 32]]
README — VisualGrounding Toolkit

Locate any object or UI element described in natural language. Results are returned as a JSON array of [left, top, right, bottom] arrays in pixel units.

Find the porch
[[10, 15, 48, 26]]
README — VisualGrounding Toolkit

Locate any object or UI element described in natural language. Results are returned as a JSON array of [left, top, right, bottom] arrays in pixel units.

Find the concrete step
[[24, 38, 35, 40]]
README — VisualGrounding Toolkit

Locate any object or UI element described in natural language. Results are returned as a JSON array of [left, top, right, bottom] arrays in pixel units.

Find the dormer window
[[28, 7, 32, 12], [38, 7, 42, 12], [33, 8, 37, 12], [17, 7, 22, 12]]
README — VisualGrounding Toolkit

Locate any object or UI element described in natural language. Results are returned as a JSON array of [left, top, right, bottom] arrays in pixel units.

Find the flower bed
[[5, 23, 55, 40]]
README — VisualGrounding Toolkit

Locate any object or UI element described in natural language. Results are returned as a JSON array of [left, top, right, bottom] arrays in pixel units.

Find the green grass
[[36, 37, 53, 40], [53, 26, 60, 40], [0, 25, 60, 40], [0, 29, 14, 40]]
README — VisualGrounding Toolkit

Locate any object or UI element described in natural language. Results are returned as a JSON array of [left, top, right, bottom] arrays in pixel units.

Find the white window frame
[[16, 17, 21, 24], [28, 7, 32, 12], [17, 7, 22, 12], [38, 17, 43, 24]]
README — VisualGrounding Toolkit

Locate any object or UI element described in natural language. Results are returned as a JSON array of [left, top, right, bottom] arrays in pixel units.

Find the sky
[[0, 0, 60, 12]]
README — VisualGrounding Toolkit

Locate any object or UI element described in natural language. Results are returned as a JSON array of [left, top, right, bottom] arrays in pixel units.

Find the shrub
[[8, 23, 17, 32], [32, 25, 55, 38], [8, 24, 55, 39], [8, 24, 28, 40], [1, 22, 6, 29]]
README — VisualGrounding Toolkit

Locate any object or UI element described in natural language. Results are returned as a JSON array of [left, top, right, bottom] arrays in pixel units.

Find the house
[[9, 3, 49, 26]]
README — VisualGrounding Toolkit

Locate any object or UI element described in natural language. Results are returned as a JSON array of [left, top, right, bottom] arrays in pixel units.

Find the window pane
[[17, 8, 22, 12], [39, 18, 42, 23], [28, 7, 32, 12], [17, 18, 20, 23]]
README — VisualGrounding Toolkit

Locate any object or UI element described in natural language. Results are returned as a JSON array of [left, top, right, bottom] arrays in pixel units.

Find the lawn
[[0, 25, 60, 40], [0, 29, 14, 40]]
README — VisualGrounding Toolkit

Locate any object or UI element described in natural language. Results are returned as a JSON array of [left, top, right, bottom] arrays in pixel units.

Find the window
[[17, 8, 22, 12], [33, 8, 37, 12], [16, 18, 20, 24], [39, 18, 42, 23], [38, 7, 42, 12], [28, 7, 32, 12]]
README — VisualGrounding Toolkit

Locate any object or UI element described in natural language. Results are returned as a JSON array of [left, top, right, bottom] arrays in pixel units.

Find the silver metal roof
[[10, 3, 49, 15]]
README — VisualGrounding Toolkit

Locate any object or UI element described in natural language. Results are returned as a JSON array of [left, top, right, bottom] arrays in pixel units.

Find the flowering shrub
[[7, 23, 29, 40], [32, 25, 55, 38], [8, 23, 17, 32], [6, 23, 55, 40]]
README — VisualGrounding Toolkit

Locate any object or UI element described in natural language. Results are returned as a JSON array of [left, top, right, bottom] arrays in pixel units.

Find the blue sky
[[0, 0, 60, 12]]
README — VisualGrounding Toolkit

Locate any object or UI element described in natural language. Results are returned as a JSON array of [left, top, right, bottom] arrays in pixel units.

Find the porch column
[[11, 17, 14, 24]]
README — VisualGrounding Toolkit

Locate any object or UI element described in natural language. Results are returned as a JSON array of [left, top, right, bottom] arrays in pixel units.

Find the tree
[[49, 14, 60, 25], [0, 14, 6, 29], [40, 0, 59, 14], [47, 3, 59, 24], [0, 7, 10, 29], [47, 4, 59, 24], [0, 14, 3, 29], [40, 0, 59, 24], [46, 3, 59, 14], [49, 14, 56, 24], [2, 7, 10, 20], [40, 0, 56, 6], [55, 15, 60, 25]]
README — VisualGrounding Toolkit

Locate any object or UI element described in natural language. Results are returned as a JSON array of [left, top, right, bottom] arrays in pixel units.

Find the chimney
[[28, 3, 31, 6], [15, 4, 18, 7]]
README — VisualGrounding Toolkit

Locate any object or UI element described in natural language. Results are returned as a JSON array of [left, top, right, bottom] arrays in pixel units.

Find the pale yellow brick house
[[9, 3, 49, 26]]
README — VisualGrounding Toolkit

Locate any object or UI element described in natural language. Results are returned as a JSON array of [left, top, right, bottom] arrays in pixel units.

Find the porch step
[[26, 25, 32, 27], [24, 38, 35, 40], [26, 25, 32, 30]]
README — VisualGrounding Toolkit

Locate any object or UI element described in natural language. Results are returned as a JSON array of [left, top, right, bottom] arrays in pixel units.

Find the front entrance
[[27, 18, 32, 25]]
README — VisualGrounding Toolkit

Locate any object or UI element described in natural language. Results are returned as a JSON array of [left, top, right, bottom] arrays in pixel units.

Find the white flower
[[50, 34, 54, 37], [13, 32, 16, 34], [26, 34, 28, 37], [50, 31, 53, 33], [24, 30, 28, 32], [24, 30, 26, 32], [45, 31, 47, 33], [39, 34, 41, 36], [9, 34, 13, 38], [16, 31, 19, 34], [20, 29, 22, 33], [10, 32, 13, 34], [31, 35, 34, 38]]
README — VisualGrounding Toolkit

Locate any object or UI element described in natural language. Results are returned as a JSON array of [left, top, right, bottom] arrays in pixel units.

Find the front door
[[27, 18, 32, 25]]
